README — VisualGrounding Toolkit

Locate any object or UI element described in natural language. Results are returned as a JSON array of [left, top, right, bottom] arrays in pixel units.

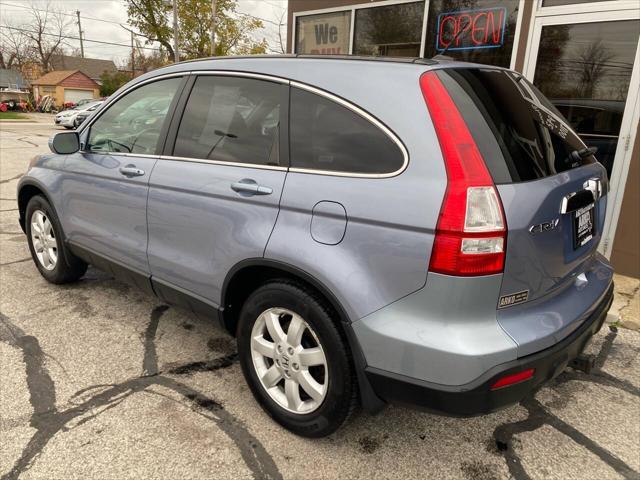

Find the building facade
[[287, 0, 640, 278], [31, 70, 100, 107]]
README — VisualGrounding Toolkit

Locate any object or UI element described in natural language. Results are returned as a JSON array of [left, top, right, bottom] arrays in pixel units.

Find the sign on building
[[296, 11, 351, 55], [436, 7, 507, 52]]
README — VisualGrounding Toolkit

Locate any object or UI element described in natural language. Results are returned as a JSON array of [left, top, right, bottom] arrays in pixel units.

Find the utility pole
[[210, 0, 216, 56], [131, 31, 135, 79], [172, 0, 179, 63], [76, 10, 84, 58]]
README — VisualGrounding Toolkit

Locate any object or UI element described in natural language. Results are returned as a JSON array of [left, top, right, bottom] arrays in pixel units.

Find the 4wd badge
[[498, 290, 529, 308]]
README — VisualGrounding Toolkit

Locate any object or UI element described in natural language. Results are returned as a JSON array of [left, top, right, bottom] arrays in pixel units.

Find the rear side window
[[437, 68, 594, 184], [290, 87, 405, 175], [174, 76, 282, 166]]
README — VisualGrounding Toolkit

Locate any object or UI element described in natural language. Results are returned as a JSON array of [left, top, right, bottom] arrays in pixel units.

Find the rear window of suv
[[436, 68, 595, 184]]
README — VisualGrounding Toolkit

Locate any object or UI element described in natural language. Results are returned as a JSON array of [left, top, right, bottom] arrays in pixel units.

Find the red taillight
[[420, 71, 506, 276], [490, 369, 535, 390]]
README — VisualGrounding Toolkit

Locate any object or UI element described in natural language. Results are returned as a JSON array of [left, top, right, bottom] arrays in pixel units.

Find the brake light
[[420, 71, 506, 276], [490, 369, 535, 390]]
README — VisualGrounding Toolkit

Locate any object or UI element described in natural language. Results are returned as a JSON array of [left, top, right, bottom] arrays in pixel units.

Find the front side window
[[173, 76, 282, 166], [87, 77, 182, 155], [290, 87, 405, 175]]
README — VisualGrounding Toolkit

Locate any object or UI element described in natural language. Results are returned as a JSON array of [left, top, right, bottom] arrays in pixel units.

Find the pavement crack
[[1, 304, 283, 480], [0, 173, 23, 185], [493, 326, 640, 480], [165, 353, 238, 375], [156, 376, 283, 480], [0, 257, 31, 266], [17, 137, 38, 147], [142, 305, 169, 376]]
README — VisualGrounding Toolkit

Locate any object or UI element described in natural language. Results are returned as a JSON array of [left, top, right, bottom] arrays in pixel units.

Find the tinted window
[[174, 76, 281, 166], [87, 78, 182, 154], [438, 68, 594, 183], [290, 88, 404, 175]]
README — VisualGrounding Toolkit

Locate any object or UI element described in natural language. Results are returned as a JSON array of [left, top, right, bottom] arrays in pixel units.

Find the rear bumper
[[366, 282, 613, 415]]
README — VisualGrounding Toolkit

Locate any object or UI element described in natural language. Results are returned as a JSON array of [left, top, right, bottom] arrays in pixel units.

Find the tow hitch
[[569, 353, 596, 374]]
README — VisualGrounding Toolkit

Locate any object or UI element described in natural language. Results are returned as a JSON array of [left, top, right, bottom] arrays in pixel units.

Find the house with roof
[[50, 55, 117, 85], [0, 69, 30, 104], [31, 70, 99, 107]]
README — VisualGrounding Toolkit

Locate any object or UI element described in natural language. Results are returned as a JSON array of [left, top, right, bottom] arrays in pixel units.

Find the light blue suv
[[18, 56, 614, 437]]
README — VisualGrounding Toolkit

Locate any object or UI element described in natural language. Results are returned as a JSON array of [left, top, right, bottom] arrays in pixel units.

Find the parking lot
[[1, 116, 639, 480]]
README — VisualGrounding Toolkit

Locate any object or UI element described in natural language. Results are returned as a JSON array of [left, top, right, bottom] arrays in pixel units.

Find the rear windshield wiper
[[569, 146, 597, 163]]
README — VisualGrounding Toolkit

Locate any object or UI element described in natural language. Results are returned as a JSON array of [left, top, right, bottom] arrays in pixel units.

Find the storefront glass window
[[295, 11, 351, 55], [533, 20, 639, 177], [542, 0, 613, 6], [423, 0, 520, 68], [353, 1, 425, 57]]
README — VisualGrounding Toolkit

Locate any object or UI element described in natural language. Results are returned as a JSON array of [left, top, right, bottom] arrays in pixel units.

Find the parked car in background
[[54, 101, 103, 129], [19, 56, 614, 437]]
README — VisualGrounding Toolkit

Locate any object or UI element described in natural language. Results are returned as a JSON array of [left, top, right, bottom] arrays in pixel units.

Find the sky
[[0, 0, 288, 66]]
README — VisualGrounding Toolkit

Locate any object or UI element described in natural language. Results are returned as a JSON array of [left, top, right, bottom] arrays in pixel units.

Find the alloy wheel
[[250, 307, 328, 414], [30, 209, 58, 271]]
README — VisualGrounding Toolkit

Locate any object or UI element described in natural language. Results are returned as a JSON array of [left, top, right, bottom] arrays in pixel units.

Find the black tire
[[237, 280, 358, 437], [25, 195, 87, 284]]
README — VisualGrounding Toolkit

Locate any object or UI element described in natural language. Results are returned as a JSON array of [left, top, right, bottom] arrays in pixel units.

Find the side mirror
[[49, 131, 80, 154]]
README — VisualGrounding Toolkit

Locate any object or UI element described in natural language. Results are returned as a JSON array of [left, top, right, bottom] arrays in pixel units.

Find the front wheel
[[237, 281, 357, 437], [25, 195, 87, 284]]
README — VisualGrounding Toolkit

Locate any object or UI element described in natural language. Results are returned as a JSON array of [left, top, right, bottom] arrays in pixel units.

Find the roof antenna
[[433, 19, 471, 60]]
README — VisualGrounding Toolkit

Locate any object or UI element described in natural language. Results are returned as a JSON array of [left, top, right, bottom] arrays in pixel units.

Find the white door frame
[[523, 7, 640, 258]]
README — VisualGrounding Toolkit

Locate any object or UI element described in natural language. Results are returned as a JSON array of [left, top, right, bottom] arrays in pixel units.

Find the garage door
[[64, 89, 94, 103]]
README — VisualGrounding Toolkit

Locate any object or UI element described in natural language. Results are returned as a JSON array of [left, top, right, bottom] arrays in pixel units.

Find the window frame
[[78, 73, 188, 158], [109, 70, 408, 178], [162, 71, 290, 171]]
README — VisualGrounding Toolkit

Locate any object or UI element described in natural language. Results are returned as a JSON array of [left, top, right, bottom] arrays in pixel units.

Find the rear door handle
[[119, 165, 145, 177], [231, 179, 273, 196]]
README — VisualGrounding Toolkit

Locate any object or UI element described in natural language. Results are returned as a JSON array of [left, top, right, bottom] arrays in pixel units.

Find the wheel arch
[[221, 258, 386, 413], [17, 180, 54, 233], [221, 258, 352, 334]]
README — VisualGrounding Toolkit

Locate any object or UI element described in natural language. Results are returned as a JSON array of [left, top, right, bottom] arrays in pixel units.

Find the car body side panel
[[60, 151, 157, 273], [266, 172, 441, 322], [147, 160, 286, 305], [18, 154, 68, 218], [265, 63, 446, 321]]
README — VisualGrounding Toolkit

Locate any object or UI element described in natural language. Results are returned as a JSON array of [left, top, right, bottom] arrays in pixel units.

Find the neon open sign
[[436, 7, 507, 52]]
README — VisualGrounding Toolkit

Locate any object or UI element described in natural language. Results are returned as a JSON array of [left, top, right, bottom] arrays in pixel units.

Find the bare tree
[[23, 2, 73, 72], [576, 40, 615, 98], [0, 24, 31, 70]]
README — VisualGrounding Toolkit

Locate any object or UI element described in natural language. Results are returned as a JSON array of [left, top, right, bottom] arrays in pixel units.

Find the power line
[[3, 25, 162, 52], [0, 1, 126, 26]]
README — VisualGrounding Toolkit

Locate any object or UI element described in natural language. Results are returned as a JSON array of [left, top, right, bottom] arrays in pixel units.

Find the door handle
[[119, 165, 145, 177], [231, 179, 273, 196]]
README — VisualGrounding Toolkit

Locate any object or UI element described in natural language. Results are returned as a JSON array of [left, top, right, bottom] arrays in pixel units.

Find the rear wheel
[[237, 280, 357, 437], [26, 195, 87, 283]]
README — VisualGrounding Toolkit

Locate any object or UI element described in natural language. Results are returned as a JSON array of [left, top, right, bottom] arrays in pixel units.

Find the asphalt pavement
[[1, 116, 639, 479]]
